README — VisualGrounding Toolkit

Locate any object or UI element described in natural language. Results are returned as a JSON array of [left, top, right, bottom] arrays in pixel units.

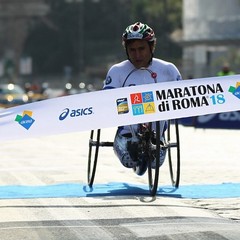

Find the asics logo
[[59, 107, 93, 120], [59, 108, 70, 120]]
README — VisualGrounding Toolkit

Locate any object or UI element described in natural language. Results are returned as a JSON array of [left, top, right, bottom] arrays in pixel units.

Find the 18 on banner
[[0, 75, 240, 142]]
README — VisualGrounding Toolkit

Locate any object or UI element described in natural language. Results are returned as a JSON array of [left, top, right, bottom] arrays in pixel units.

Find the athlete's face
[[126, 40, 153, 69]]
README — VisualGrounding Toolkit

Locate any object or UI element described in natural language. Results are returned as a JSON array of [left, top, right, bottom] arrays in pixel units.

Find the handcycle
[[87, 119, 180, 196]]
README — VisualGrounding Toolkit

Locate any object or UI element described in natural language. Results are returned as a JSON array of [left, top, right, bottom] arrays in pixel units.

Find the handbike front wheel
[[147, 121, 160, 197], [167, 119, 180, 188], [87, 129, 101, 187]]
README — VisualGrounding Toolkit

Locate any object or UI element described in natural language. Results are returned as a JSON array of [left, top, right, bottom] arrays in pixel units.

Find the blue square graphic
[[142, 91, 154, 103], [132, 104, 144, 115], [19, 114, 35, 130], [233, 86, 240, 99]]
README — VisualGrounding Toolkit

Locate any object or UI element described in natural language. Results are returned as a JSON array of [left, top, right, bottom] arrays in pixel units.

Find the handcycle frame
[[87, 119, 180, 196]]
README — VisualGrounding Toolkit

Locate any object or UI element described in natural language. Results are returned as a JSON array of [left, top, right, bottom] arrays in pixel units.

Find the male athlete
[[103, 22, 182, 173]]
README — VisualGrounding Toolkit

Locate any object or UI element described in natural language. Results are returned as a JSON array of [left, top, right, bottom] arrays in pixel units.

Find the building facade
[[0, 0, 49, 82], [182, 0, 240, 78]]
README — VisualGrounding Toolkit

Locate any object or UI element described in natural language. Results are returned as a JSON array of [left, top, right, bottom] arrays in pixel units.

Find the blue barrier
[[180, 111, 240, 129]]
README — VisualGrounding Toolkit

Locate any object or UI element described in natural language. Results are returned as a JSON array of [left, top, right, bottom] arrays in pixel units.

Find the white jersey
[[103, 58, 182, 90], [103, 58, 182, 135]]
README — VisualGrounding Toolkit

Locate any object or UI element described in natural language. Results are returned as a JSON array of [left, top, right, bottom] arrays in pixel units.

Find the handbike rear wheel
[[88, 129, 101, 187], [147, 121, 160, 196], [167, 119, 180, 188]]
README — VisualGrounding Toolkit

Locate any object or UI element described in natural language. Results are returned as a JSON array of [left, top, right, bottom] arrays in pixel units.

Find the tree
[[23, 0, 182, 76], [130, 0, 182, 61]]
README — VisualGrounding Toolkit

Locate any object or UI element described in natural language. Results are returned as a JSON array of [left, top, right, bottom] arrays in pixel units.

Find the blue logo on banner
[[142, 91, 154, 103], [15, 111, 35, 130], [229, 83, 240, 99], [59, 108, 70, 120], [59, 107, 93, 120]]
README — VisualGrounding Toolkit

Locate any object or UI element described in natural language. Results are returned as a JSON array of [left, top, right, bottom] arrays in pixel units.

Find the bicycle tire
[[147, 121, 160, 196], [167, 119, 180, 188], [87, 129, 101, 187]]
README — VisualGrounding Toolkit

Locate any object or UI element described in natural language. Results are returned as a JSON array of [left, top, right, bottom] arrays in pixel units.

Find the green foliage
[[130, 0, 182, 30], [129, 0, 182, 61], [24, 0, 182, 75]]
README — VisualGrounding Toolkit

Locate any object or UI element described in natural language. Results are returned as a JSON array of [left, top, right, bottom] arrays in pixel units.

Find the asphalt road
[[0, 125, 240, 239]]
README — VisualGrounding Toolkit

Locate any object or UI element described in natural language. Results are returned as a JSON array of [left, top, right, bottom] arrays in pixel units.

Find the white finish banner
[[1, 75, 240, 142]]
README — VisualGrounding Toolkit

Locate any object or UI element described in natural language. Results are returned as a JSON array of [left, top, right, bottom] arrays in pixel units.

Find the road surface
[[0, 125, 239, 239]]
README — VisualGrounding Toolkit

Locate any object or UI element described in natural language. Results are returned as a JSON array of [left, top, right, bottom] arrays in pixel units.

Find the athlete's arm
[[168, 63, 182, 82], [103, 65, 123, 90]]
